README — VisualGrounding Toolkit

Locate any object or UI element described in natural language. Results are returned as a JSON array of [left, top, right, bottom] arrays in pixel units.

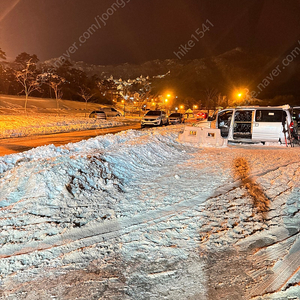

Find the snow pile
[[0, 115, 126, 138], [0, 126, 300, 299]]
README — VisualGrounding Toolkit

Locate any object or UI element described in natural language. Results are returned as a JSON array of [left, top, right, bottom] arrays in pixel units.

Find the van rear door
[[252, 109, 284, 142], [216, 109, 233, 138], [232, 110, 253, 140]]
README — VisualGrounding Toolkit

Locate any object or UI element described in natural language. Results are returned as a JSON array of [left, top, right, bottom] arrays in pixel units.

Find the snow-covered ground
[[0, 125, 299, 299], [0, 95, 142, 138], [0, 115, 127, 138]]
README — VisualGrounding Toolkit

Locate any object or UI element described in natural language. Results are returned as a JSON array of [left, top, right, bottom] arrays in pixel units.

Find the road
[[0, 123, 141, 156]]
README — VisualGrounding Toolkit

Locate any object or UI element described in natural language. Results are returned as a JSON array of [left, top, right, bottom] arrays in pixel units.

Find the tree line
[[0, 48, 123, 112]]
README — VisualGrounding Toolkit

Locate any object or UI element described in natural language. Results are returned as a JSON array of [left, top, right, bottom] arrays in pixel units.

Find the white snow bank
[[0, 115, 125, 138]]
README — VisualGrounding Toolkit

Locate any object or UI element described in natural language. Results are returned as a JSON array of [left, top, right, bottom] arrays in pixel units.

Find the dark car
[[168, 113, 185, 124], [89, 110, 106, 119]]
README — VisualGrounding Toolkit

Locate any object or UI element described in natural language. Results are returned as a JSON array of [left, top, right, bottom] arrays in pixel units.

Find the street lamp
[[234, 88, 250, 105], [193, 105, 198, 110]]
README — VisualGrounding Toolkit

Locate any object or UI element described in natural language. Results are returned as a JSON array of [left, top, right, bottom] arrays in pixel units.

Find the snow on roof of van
[[234, 104, 290, 109]]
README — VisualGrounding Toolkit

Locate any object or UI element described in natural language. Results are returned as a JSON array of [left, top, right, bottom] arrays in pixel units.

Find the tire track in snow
[[246, 236, 300, 298], [0, 191, 210, 259], [210, 160, 300, 199], [1, 153, 295, 267]]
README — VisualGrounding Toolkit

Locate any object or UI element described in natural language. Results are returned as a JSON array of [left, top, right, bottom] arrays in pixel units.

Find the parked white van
[[215, 105, 293, 144]]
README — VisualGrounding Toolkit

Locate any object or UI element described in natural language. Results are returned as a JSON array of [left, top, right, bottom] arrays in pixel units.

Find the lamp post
[[122, 100, 125, 117], [165, 99, 169, 114], [193, 105, 198, 116]]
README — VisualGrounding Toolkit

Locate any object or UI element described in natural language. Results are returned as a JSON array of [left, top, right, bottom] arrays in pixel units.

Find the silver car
[[89, 110, 106, 119], [141, 110, 168, 128], [99, 107, 123, 117]]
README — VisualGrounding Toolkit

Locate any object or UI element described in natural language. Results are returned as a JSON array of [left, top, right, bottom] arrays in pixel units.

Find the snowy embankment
[[0, 115, 125, 138], [0, 126, 300, 299]]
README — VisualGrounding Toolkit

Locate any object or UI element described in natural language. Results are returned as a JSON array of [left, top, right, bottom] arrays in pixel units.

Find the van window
[[218, 110, 232, 123], [255, 110, 284, 122], [234, 110, 252, 122]]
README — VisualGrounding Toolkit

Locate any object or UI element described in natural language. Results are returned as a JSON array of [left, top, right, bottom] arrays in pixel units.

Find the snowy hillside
[[0, 115, 125, 138], [0, 95, 140, 138], [0, 126, 300, 299], [0, 95, 101, 114]]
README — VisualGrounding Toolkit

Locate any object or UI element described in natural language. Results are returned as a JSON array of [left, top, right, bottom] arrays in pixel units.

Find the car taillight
[[290, 121, 294, 132]]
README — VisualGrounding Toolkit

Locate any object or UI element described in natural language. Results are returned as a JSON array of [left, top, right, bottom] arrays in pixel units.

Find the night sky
[[1, 0, 300, 65]]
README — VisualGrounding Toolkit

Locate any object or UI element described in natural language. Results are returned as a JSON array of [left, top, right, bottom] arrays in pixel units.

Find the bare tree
[[216, 93, 229, 108], [50, 80, 64, 110], [78, 86, 95, 117], [15, 59, 41, 113], [45, 74, 65, 110], [204, 88, 218, 110]]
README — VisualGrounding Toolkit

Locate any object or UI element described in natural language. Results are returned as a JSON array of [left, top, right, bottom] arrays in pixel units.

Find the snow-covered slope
[[0, 115, 125, 138], [0, 126, 299, 299]]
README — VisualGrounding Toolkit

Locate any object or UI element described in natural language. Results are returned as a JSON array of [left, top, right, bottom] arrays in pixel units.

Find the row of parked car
[[89, 108, 186, 128], [141, 110, 185, 128], [89, 106, 300, 145]]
